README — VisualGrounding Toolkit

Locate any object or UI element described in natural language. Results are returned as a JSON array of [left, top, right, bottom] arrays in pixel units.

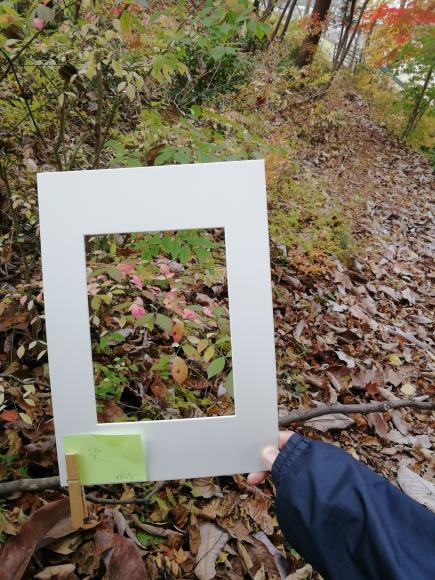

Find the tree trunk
[[334, 0, 356, 66], [402, 65, 434, 139], [295, 0, 333, 67], [261, 0, 278, 21], [333, 0, 369, 72], [268, 0, 292, 46], [280, 0, 299, 38]]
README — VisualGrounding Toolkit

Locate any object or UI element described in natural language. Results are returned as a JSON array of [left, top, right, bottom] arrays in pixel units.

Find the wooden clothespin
[[66, 453, 87, 528]]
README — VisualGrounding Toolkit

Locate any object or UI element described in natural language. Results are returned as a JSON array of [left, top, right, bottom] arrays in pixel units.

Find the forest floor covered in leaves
[[1, 69, 434, 579]]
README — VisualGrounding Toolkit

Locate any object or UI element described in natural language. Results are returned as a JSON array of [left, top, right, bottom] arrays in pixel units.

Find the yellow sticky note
[[63, 434, 146, 485]]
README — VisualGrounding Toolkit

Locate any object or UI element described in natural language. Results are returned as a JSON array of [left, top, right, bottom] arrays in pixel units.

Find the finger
[[247, 471, 267, 485], [279, 430, 294, 449], [262, 446, 279, 470]]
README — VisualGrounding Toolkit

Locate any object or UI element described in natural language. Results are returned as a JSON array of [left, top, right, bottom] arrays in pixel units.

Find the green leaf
[[125, 83, 135, 101], [203, 345, 215, 363], [207, 356, 225, 379], [156, 313, 172, 333], [182, 344, 198, 358], [91, 295, 101, 311], [225, 370, 234, 400], [111, 60, 123, 77], [136, 530, 164, 547], [106, 265, 123, 282], [179, 245, 191, 264]]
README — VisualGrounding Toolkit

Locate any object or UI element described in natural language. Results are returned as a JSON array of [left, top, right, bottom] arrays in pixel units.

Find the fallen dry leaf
[[191, 477, 223, 499], [34, 564, 77, 579], [253, 531, 291, 579], [0, 499, 71, 580], [304, 413, 355, 432], [397, 466, 435, 513], [243, 494, 275, 535], [95, 524, 147, 580], [285, 563, 313, 580], [194, 521, 229, 580]]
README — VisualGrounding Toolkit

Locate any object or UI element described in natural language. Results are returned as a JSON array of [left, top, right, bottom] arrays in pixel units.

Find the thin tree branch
[[0, 48, 47, 145], [0, 476, 61, 497], [279, 399, 434, 427], [0, 31, 41, 84], [0, 477, 164, 501]]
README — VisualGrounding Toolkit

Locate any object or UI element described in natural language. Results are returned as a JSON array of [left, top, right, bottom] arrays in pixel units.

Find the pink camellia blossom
[[182, 308, 197, 320], [203, 307, 214, 318], [117, 262, 134, 275], [130, 275, 143, 289], [32, 18, 45, 31]]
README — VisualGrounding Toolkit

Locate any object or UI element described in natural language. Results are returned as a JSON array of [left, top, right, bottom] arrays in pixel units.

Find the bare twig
[[84, 481, 165, 505], [53, 90, 68, 171], [0, 48, 47, 145], [93, 65, 104, 169], [279, 399, 435, 427], [0, 31, 41, 84], [0, 476, 165, 501], [0, 476, 61, 497]]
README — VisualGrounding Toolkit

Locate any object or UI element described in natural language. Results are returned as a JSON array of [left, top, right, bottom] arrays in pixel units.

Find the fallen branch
[[279, 399, 434, 427], [0, 477, 163, 501], [0, 476, 61, 497], [0, 399, 432, 498]]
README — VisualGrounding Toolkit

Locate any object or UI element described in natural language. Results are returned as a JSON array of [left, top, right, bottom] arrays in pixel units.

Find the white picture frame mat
[[38, 159, 278, 485]]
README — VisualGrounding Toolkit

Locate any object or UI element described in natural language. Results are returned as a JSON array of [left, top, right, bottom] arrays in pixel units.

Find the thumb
[[262, 446, 279, 470]]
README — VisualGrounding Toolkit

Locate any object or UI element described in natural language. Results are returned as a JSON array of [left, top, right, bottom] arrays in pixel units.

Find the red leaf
[[0, 409, 19, 422]]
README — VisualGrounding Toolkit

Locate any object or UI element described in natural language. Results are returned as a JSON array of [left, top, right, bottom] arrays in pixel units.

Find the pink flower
[[32, 18, 44, 31], [20, 295, 28, 306], [182, 308, 197, 320], [117, 262, 134, 275], [203, 307, 214, 317], [130, 274, 143, 289]]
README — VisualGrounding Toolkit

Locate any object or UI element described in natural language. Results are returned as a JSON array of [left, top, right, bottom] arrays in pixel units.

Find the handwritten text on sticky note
[[63, 434, 146, 485]]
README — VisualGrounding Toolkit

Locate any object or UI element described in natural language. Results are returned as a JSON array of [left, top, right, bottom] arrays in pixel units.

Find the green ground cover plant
[[86, 228, 234, 422]]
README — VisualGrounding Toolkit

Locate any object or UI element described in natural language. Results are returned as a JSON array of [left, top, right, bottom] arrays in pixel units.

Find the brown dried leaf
[[191, 478, 223, 499], [0, 499, 71, 579], [368, 412, 390, 440], [34, 564, 77, 579], [195, 522, 229, 580], [253, 532, 291, 579], [95, 527, 147, 580], [304, 413, 354, 433], [397, 466, 435, 513], [243, 494, 274, 535], [285, 563, 313, 579]]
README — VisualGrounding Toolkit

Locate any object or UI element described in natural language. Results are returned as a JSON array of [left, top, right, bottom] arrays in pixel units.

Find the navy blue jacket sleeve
[[271, 433, 435, 580]]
